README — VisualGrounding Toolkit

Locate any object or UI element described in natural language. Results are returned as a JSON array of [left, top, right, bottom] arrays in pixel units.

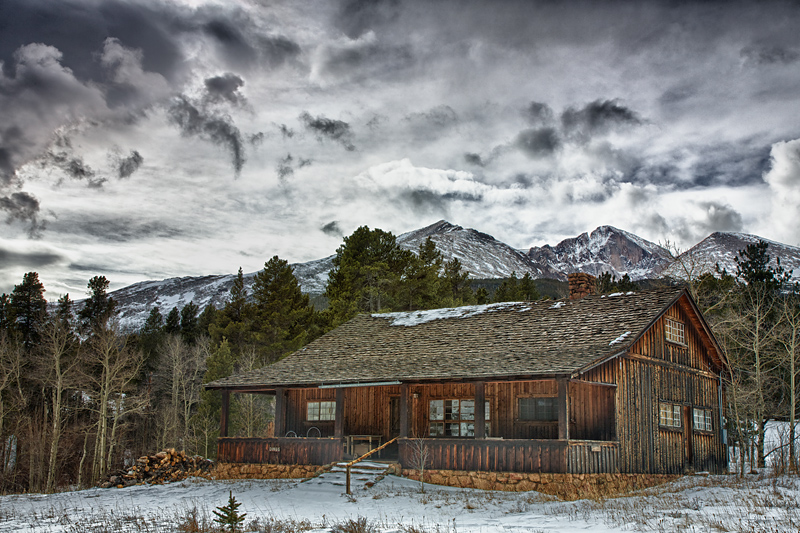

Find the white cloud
[[763, 139, 800, 245]]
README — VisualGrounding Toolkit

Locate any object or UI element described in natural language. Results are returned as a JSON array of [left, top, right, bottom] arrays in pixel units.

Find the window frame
[[429, 399, 491, 438], [306, 400, 336, 422], [659, 402, 682, 429], [665, 318, 686, 346], [517, 396, 558, 422], [693, 407, 713, 432]]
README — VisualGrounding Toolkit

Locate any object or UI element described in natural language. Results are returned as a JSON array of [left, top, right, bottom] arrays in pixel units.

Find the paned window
[[429, 399, 490, 437], [307, 401, 335, 421], [693, 408, 713, 431], [659, 402, 682, 428], [665, 318, 686, 345], [518, 397, 557, 421]]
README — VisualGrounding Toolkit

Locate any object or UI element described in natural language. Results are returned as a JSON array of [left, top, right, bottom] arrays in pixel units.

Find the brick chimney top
[[568, 272, 596, 300]]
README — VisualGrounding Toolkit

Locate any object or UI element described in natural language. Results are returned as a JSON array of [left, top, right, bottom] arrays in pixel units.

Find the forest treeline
[[0, 226, 798, 493]]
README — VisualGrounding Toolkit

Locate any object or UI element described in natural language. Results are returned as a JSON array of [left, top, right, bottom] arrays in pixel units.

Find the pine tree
[[180, 301, 200, 344], [519, 273, 540, 301], [250, 256, 317, 363], [10, 272, 47, 350], [475, 287, 489, 305], [442, 257, 474, 306], [213, 491, 246, 532], [164, 307, 181, 335], [78, 276, 117, 334]]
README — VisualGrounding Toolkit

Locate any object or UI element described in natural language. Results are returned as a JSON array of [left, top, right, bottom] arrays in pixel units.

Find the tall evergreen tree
[[10, 272, 47, 350], [180, 301, 200, 344], [325, 226, 413, 325], [164, 307, 181, 335], [78, 276, 117, 333], [250, 256, 317, 363]]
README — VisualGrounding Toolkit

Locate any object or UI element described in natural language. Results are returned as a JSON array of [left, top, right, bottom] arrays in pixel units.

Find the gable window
[[665, 318, 686, 345], [659, 402, 682, 428], [429, 399, 490, 437], [519, 397, 557, 421], [307, 401, 335, 421], [693, 408, 713, 432]]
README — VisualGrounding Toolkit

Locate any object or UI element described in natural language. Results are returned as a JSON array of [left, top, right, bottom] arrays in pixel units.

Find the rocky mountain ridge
[[105, 221, 800, 331]]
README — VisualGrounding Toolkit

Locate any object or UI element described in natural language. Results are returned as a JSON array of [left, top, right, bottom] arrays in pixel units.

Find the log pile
[[99, 449, 213, 488]]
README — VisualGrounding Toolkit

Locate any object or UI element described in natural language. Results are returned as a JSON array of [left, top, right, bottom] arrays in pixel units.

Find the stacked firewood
[[99, 448, 214, 488]]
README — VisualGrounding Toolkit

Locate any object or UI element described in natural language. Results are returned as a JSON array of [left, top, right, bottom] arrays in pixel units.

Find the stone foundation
[[212, 463, 331, 480], [401, 469, 679, 500]]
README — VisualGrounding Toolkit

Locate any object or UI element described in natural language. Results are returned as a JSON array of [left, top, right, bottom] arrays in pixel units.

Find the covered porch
[[215, 377, 619, 474]]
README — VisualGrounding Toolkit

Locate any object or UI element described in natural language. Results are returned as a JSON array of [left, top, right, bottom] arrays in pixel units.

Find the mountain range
[[106, 221, 800, 330]]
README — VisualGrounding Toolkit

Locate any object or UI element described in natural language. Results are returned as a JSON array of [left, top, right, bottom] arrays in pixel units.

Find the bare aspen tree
[[231, 347, 271, 438], [36, 318, 80, 492], [0, 333, 24, 489], [82, 322, 144, 484], [776, 290, 800, 471]]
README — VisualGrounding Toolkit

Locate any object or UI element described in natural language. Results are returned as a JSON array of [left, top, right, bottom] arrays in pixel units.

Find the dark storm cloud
[[405, 105, 458, 130], [335, 0, 402, 39], [524, 102, 555, 125], [203, 19, 257, 68], [400, 188, 483, 216], [277, 124, 295, 139], [515, 127, 561, 159], [464, 153, 484, 166], [561, 99, 642, 137], [741, 44, 800, 66], [321, 221, 343, 237], [299, 112, 356, 151], [168, 96, 245, 175], [204, 73, 245, 105], [698, 202, 744, 233], [71, 215, 184, 242], [276, 154, 294, 181], [0, 192, 45, 237], [315, 37, 413, 81], [117, 150, 144, 179], [0, 246, 64, 268]]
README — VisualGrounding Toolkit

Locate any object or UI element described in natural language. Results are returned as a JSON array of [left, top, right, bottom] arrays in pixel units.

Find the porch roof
[[207, 287, 690, 389]]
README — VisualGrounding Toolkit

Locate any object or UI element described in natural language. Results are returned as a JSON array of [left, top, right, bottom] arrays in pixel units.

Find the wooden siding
[[569, 381, 615, 441], [567, 442, 619, 474], [612, 299, 727, 474], [218, 437, 343, 465], [399, 438, 568, 473]]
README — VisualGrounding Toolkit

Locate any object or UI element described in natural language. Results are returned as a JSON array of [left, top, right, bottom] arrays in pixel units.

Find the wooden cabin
[[206, 276, 728, 475]]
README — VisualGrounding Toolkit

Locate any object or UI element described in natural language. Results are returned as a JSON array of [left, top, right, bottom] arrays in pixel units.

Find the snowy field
[[2, 470, 800, 533]]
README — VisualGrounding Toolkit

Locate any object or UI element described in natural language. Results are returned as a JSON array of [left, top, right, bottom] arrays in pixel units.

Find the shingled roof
[[207, 287, 694, 390]]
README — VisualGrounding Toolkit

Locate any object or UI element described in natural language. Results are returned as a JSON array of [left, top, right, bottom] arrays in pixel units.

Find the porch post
[[557, 378, 569, 440], [399, 383, 409, 438], [274, 388, 286, 437], [474, 381, 486, 439], [334, 387, 345, 438], [220, 390, 230, 438]]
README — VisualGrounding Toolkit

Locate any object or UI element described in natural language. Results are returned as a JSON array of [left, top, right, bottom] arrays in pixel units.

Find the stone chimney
[[568, 272, 596, 300]]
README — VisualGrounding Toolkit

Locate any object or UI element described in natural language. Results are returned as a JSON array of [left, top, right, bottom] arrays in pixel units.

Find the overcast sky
[[2, 0, 800, 297]]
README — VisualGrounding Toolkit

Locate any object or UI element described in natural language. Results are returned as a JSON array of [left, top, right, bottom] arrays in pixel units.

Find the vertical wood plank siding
[[218, 437, 343, 465], [613, 298, 727, 474], [399, 438, 570, 473], [567, 442, 620, 474]]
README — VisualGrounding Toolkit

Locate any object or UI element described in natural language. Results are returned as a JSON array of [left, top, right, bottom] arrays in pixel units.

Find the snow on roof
[[609, 331, 632, 346], [374, 302, 525, 326]]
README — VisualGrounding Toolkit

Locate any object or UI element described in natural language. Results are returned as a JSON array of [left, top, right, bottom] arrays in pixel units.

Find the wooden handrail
[[346, 436, 399, 494]]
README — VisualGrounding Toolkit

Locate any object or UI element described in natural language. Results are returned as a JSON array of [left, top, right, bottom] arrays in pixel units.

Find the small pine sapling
[[213, 491, 247, 532]]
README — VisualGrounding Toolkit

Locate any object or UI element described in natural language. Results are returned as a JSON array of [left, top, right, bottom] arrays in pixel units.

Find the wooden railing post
[[346, 465, 351, 494], [220, 390, 230, 438], [558, 378, 569, 440], [475, 381, 486, 439]]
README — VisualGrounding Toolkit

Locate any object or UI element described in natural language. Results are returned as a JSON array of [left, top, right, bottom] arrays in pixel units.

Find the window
[[519, 397, 557, 421], [429, 399, 490, 437], [665, 318, 686, 345], [659, 402, 682, 428], [307, 401, 335, 421], [693, 408, 713, 431]]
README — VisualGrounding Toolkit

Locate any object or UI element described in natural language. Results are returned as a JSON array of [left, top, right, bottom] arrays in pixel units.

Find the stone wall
[[213, 463, 331, 480], [401, 469, 679, 500]]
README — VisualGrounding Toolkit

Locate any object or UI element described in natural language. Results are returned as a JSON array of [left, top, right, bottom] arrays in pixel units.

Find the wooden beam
[[474, 381, 486, 439], [557, 378, 569, 440], [220, 390, 230, 438], [274, 388, 286, 437], [334, 387, 345, 438], [399, 383, 409, 438]]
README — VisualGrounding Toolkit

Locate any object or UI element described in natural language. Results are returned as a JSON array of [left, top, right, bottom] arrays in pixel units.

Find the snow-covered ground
[[2, 469, 799, 533]]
